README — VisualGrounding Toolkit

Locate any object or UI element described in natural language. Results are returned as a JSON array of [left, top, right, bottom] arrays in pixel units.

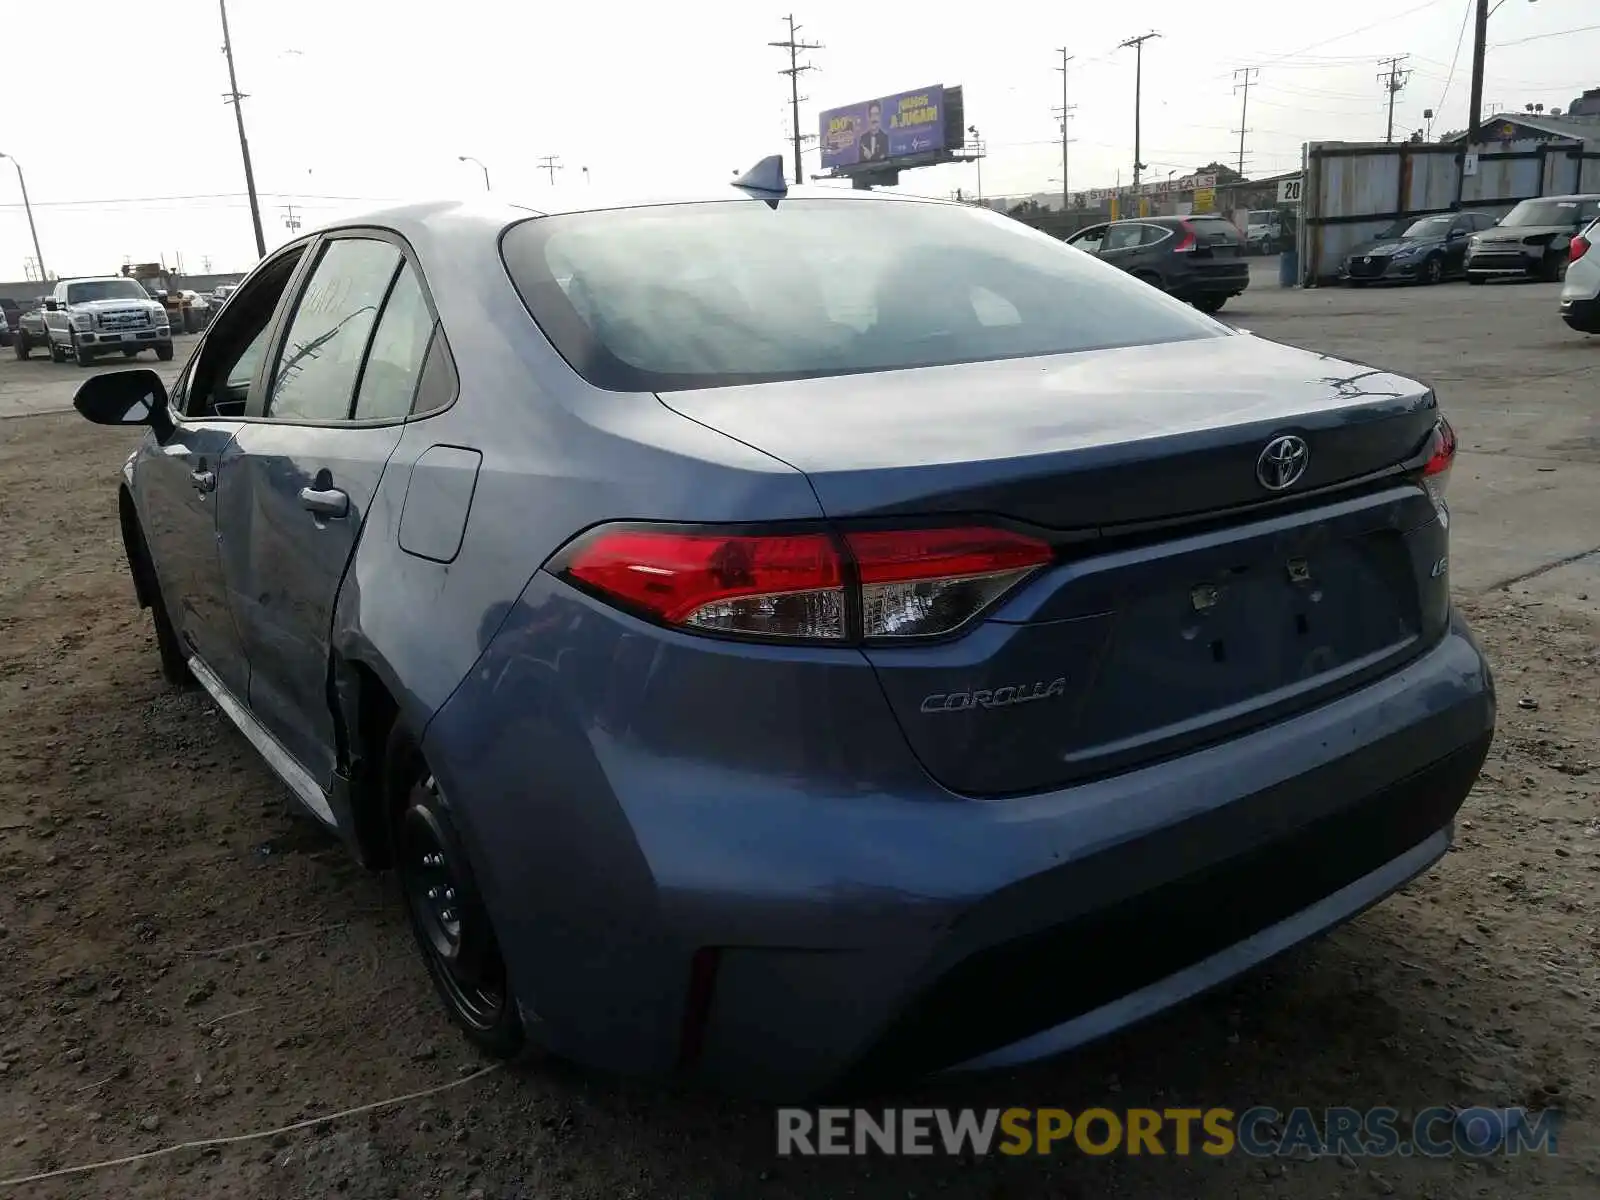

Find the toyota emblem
[[1256, 435, 1310, 491]]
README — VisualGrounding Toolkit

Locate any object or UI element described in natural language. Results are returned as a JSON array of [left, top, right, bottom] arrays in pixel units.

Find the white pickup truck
[[37, 276, 173, 367]]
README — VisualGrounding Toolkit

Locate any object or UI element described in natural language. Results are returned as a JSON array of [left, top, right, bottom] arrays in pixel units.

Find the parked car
[[1466, 194, 1600, 283], [1340, 211, 1497, 285], [37, 277, 173, 366], [12, 300, 49, 360], [1065, 214, 1250, 313], [69, 171, 1493, 1097], [0, 298, 20, 347], [1558, 216, 1600, 333], [1244, 209, 1285, 255]]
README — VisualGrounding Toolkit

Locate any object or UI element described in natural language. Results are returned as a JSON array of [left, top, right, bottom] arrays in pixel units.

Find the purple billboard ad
[[819, 85, 946, 170]]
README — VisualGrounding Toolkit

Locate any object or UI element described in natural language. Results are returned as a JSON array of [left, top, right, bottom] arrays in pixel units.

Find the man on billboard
[[859, 101, 890, 162]]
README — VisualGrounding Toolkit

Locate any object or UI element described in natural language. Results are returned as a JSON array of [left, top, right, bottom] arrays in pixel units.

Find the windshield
[[1501, 198, 1600, 228], [64, 279, 151, 304], [1401, 215, 1454, 239], [501, 199, 1226, 391]]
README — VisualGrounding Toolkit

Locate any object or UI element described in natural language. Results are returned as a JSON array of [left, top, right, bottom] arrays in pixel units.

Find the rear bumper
[[1560, 294, 1600, 331], [424, 594, 1494, 1098], [1175, 270, 1250, 296]]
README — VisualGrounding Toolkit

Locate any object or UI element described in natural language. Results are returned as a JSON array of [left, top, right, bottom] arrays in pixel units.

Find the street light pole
[[0, 153, 46, 284], [458, 155, 491, 192], [218, 0, 266, 259]]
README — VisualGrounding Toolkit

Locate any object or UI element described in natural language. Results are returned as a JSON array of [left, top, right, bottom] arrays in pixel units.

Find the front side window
[[187, 246, 308, 419], [502, 199, 1225, 392], [266, 238, 401, 421], [65, 279, 150, 304]]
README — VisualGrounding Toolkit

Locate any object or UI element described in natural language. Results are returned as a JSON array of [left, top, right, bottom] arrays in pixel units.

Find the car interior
[[182, 247, 306, 419]]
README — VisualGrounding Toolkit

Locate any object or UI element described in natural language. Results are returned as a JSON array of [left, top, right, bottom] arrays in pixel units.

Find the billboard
[[819, 85, 949, 171]]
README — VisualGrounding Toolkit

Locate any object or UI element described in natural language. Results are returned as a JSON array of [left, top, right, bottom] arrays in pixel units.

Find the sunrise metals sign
[[819, 85, 958, 172]]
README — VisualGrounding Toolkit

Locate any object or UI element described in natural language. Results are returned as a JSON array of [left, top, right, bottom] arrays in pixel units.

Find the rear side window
[[266, 238, 400, 421], [500, 199, 1225, 392], [353, 265, 435, 420]]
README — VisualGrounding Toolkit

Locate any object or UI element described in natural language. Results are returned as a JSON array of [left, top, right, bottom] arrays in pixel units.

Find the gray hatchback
[[70, 172, 1493, 1097], [1067, 215, 1251, 312]]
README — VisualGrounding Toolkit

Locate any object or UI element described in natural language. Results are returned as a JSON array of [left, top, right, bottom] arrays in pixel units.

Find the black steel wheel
[[390, 739, 525, 1058]]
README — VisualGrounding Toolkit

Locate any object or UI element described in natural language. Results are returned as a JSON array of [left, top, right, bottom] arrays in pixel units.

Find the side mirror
[[44, 299, 58, 312], [73, 369, 173, 438]]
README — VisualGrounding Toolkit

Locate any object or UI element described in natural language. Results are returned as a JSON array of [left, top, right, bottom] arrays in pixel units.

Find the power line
[[1432, 0, 1475, 121], [536, 155, 564, 185], [1118, 32, 1162, 189], [1232, 68, 1258, 179], [770, 15, 823, 186], [1489, 23, 1600, 49], [1377, 54, 1412, 143]]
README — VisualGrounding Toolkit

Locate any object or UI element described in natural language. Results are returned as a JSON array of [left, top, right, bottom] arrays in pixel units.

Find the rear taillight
[[553, 524, 1053, 643], [1570, 235, 1591, 263], [1172, 221, 1196, 253], [1421, 416, 1457, 522]]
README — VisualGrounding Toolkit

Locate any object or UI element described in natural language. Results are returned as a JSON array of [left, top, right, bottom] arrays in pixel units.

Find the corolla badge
[[920, 677, 1067, 714], [1256, 434, 1310, 491]]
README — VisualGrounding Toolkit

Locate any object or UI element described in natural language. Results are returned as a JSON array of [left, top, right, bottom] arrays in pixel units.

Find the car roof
[[1515, 193, 1600, 202]]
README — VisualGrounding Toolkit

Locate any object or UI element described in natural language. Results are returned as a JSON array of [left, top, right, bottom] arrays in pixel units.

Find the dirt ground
[[1, 320, 1598, 1197]]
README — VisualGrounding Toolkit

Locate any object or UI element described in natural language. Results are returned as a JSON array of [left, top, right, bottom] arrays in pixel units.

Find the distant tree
[[1192, 161, 1246, 185]]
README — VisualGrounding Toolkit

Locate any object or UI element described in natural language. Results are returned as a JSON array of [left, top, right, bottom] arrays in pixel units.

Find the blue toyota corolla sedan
[[73, 160, 1494, 1097]]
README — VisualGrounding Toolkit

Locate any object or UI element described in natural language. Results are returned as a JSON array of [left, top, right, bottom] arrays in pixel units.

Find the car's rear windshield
[[500, 198, 1226, 392], [64, 279, 150, 303], [1501, 198, 1600, 227], [1248, 210, 1278, 223]]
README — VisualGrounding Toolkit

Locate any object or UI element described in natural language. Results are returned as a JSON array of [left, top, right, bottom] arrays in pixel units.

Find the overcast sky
[[0, 0, 1594, 280]]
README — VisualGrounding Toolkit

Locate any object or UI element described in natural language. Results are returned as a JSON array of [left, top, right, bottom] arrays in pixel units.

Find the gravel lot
[[0, 274, 1596, 1199]]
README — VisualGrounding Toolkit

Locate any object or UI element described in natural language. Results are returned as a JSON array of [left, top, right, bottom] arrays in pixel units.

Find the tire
[[1192, 293, 1228, 314], [74, 336, 95, 367], [1542, 255, 1568, 283], [49, 337, 67, 363], [1466, 274, 1486, 286], [1131, 269, 1164, 291], [156, 342, 174, 362], [1419, 256, 1444, 286], [387, 727, 526, 1060], [13, 332, 28, 360], [126, 515, 193, 687], [123, 348, 138, 358]]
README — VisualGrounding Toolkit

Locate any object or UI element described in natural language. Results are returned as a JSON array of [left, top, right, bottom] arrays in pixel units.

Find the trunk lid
[[659, 334, 1449, 796]]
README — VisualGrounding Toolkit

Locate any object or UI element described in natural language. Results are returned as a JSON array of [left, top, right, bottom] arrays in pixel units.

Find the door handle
[[191, 469, 215, 493], [299, 486, 349, 519]]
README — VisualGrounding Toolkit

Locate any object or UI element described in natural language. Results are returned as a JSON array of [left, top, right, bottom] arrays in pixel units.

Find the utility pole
[[1118, 32, 1161, 190], [1054, 50, 1076, 210], [770, 15, 822, 186], [1378, 54, 1411, 144], [1232, 67, 1258, 179], [218, 0, 266, 260], [0, 153, 46, 285], [1467, 0, 1489, 142], [282, 204, 301, 233], [536, 155, 564, 185]]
